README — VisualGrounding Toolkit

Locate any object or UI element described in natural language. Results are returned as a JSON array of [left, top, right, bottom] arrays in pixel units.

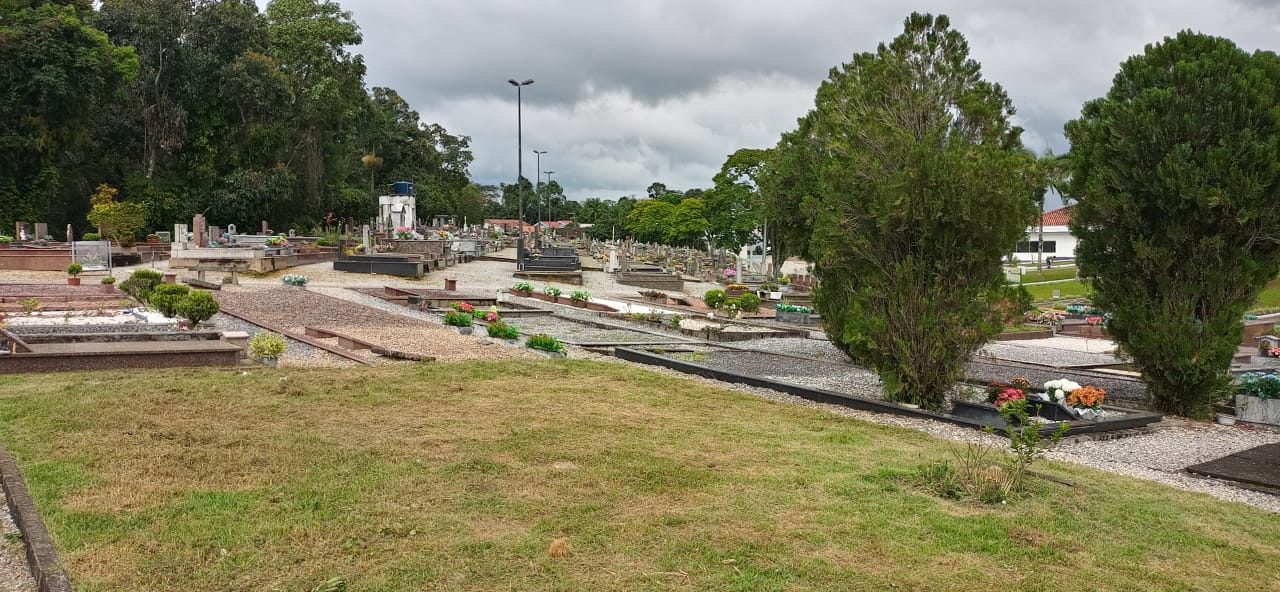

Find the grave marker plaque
[[73, 240, 112, 271], [34, 223, 48, 239]]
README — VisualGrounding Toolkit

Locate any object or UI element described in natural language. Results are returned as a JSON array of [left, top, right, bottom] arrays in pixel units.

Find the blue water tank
[[392, 181, 414, 195]]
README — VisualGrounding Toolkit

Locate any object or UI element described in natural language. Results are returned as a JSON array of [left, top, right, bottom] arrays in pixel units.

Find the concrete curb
[[0, 446, 71, 592]]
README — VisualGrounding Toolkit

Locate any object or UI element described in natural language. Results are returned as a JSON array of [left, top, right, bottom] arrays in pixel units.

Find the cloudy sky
[[316, 0, 1280, 202]]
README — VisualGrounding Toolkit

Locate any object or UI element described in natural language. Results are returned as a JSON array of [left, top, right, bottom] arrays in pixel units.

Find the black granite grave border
[[0, 445, 71, 592], [615, 347, 1163, 437]]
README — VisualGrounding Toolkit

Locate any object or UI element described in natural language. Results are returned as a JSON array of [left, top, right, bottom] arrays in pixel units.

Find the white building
[[1012, 206, 1077, 263]]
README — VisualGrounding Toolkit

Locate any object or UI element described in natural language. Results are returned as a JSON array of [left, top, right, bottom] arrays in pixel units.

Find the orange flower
[[1068, 386, 1106, 408]]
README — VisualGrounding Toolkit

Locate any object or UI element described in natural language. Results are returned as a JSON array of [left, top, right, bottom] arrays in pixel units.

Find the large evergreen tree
[[801, 13, 1036, 408], [1066, 32, 1280, 417]]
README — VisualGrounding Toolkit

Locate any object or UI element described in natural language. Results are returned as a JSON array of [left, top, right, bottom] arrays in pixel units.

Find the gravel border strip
[[0, 446, 65, 592]]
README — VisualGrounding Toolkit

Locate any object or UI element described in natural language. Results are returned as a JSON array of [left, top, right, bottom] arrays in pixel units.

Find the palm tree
[[1030, 150, 1070, 271]]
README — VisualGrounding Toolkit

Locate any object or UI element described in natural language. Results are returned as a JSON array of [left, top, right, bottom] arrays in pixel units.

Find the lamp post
[[532, 150, 546, 246], [508, 78, 534, 269]]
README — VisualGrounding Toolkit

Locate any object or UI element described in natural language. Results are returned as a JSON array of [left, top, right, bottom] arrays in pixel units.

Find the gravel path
[[219, 286, 537, 362], [980, 341, 1120, 367], [210, 313, 356, 368], [0, 507, 35, 592]]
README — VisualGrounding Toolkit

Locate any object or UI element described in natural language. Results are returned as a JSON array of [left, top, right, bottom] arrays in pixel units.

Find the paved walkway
[[1188, 443, 1280, 490]]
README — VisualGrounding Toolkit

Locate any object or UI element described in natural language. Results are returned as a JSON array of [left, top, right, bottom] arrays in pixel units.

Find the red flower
[[994, 388, 1026, 407]]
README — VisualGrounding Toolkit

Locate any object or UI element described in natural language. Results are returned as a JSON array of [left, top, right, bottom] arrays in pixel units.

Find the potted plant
[[100, 275, 116, 293], [443, 310, 474, 335], [512, 281, 534, 297], [0, 235, 13, 248], [1234, 372, 1280, 427], [725, 283, 748, 298], [176, 291, 220, 327], [542, 286, 562, 302], [146, 233, 160, 243], [569, 290, 591, 308], [66, 263, 83, 286], [249, 331, 287, 366], [82, 232, 100, 241], [775, 303, 813, 324], [526, 333, 566, 358], [281, 274, 309, 287]]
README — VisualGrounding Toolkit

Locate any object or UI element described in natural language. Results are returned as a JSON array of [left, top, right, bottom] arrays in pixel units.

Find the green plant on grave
[[570, 290, 591, 302], [486, 321, 520, 340], [249, 331, 287, 360], [66, 263, 83, 277], [543, 286, 562, 298], [702, 289, 726, 309], [0, 235, 13, 243], [119, 269, 163, 303], [512, 281, 533, 293], [149, 284, 190, 317], [526, 333, 565, 353], [101, 276, 115, 285], [175, 291, 220, 325], [443, 310, 473, 327], [670, 313, 683, 327], [81, 232, 100, 241], [737, 293, 761, 313], [20, 298, 40, 315]]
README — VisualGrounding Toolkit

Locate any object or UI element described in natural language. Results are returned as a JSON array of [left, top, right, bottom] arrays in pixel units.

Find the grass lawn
[[1250, 277, 1280, 314], [1, 361, 1277, 591], [1016, 267, 1078, 284], [1025, 279, 1090, 302]]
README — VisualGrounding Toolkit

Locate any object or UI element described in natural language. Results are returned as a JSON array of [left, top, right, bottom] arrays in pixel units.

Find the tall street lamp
[[532, 150, 546, 246], [508, 78, 534, 269]]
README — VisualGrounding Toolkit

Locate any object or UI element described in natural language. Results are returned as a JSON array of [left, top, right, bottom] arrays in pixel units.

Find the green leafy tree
[[802, 13, 1036, 409], [706, 148, 769, 255], [1065, 32, 1280, 417], [626, 199, 675, 244], [665, 197, 708, 248], [0, 1, 138, 232]]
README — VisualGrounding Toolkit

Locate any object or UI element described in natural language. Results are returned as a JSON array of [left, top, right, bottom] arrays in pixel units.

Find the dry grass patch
[[0, 361, 1276, 591]]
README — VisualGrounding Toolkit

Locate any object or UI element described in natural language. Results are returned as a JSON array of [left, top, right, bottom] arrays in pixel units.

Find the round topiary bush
[[737, 292, 761, 312], [176, 291, 220, 325], [703, 289, 726, 309], [150, 283, 190, 317]]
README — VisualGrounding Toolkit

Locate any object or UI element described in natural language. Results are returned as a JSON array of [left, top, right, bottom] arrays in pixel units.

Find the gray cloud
[[266, 0, 1280, 202]]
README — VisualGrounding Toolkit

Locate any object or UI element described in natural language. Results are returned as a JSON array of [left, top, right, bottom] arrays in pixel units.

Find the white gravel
[[0, 506, 34, 592]]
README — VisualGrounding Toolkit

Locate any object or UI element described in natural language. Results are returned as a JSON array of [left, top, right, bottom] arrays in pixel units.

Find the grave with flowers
[[951, 376, 1126, 430]]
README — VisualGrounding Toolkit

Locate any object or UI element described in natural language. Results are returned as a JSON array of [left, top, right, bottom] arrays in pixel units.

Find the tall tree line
[[0, 0, 474, 238]]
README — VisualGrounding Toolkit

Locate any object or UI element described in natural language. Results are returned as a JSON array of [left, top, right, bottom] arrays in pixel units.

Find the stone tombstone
[[362, 224, 370, 251], [15, 222, 32, 240], [209, 226, 222, 240], [173, 223, 188, 245], [65, 224, 72, 243], [261, 220, 269, 235], [156, 231, 171, 242], [34, 223, 48, 239], [288, 229, 295, 237], [192, 214, 206, 247], [226, 223, 237, 237]]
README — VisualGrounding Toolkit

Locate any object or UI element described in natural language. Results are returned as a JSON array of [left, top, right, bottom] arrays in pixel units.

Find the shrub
[[145, 233, 159, 241], [513, 281, 533, 293], [543, 286, 562, 297], [443, 310, 473, 327], [570, 290, 591, 302], [526, 333, 565, 353], [1065, 32, 1280, 418], [804, 14, 1036, 410], [315, 237, 334, 247], [703, 289, 726, 309], [487, 322, 521, 339], [175, 291, 219, 325], [737, 293, 761, 312], [150, 284, 190, 317], [101, 276, 115, 285], [249, 332, 287, 360], [726, 283, 748, 291], [82, 232, 100, 241], [66, 263, 83, 277], [0, 235, 13, 243], [119, 269, 163, 303]]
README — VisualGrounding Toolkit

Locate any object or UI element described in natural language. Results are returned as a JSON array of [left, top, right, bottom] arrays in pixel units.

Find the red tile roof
[[1040, 206, 1074, 226]]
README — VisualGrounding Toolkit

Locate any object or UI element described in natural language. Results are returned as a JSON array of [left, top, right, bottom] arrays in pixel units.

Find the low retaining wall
[[0, 249, 73, 271], [0, 341, 241, 374], [996, 329, 1055, 341], [0, 445, 71, 592], [617, 272, 683, 292]]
